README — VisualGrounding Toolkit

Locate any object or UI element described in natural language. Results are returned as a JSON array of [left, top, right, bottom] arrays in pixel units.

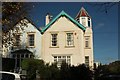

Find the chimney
[[46, 13, 52, 25]]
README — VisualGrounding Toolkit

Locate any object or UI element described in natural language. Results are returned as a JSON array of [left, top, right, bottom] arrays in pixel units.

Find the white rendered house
[[2, 18, 42, 59], [41, 7, 94, 68], [2, 7, 94, 68]]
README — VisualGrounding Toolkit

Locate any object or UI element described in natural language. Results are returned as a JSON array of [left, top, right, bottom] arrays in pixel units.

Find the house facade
[[2, 7, 94, 68], [2, 18, 42, 59], [41, 7, 93, 68]]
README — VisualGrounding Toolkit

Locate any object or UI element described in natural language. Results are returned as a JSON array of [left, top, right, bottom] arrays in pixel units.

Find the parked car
[[0, 71, 27, 80]]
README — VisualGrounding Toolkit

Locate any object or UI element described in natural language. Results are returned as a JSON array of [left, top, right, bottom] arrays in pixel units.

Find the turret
[[75, 7, 92, 28], [76, 7, 94, 68]]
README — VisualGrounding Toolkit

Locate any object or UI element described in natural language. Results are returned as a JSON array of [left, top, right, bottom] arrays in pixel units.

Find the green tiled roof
[[41, 11, 86, 33]]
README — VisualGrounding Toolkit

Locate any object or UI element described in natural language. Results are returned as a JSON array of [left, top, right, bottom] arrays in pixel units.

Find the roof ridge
[[41, 10, 86, 33]]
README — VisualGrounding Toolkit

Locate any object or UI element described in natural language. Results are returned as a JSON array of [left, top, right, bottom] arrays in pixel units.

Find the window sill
[[49, 46, 59, 48], [65, 46, 75, 48], [84, 47, 91, 49], [27, 46, 35, 48]]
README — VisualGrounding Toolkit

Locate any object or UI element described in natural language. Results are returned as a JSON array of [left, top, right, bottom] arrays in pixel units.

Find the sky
[[26, 2, 118, 64]]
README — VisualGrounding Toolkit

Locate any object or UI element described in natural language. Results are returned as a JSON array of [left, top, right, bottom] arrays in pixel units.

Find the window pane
[[14, 35, 20, 46], [53, 56, 71, 67], [85, 36, 90, 48], [28, 34, 34, 46], [88, 18, 90, 27], [67, 56, 70, 58], [51, 34, 57, 46], [82, 18, 86, 26], [85, 56, 89, 67], [66, 33, 73, 46], [88, 21, 90, 27], [85, 41, 89, 47]]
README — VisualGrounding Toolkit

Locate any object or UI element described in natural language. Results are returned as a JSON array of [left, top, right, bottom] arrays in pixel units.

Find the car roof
[[0, 71, 20, 78]]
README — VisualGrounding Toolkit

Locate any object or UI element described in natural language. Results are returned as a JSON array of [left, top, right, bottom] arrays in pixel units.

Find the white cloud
[[95, 23, 105, 29]]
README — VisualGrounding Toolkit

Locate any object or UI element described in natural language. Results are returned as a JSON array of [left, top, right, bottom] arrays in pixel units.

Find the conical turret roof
[[75, 7, 91, 19]]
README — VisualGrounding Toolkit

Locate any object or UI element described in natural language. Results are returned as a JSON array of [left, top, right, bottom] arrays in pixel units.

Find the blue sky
[[27, 2, 118, 64]]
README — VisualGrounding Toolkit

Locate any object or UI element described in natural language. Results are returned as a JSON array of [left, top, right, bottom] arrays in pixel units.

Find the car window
[[1, 73, 15, 80]]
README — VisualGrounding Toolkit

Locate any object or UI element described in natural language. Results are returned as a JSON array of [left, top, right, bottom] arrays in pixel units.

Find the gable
[[23, 18, 42, 33], [15, 17, 41, 34], [41, 11, 86, 33]]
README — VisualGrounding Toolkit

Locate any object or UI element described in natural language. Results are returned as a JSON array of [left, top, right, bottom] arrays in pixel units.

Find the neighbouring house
[[2, 18, 42, 59], [2, 7, 94, 68]]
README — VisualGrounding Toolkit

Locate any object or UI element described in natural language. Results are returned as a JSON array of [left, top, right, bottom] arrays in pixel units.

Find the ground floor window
[[53, 55, 71, 67], [85, 56, 89, 67]]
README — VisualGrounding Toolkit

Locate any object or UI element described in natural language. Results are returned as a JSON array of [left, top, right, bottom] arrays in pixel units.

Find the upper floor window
[[14, 34, 21, 46], [28, 33, 35, 47], [88, 18, 91, 27], [51, 33, 58, 47], [66, 33, 74, 46], [85, 36, 90, 48], [85, 56, 89, 67]]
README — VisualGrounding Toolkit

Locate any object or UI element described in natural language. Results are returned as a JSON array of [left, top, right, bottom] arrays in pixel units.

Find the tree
[[2, 2, 29, 31], [22, 59, 60, 80], [22, 59, 45, 80], [94, 60, 120, 80], [2, 2, 34, 56], [60, 62, 93, 80], [108, 61, 120, 74]]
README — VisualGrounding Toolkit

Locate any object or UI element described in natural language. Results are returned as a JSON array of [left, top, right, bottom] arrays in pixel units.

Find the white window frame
[[85, 56, 89, 67], [85, 36, 90, 48], [53, 55, 71, 67], [27, 33, 35, 47], [51, 33, 58, 47], [66, 32, 74, 47], [81, 17, 86, 26], [14, 34, 21, 46]]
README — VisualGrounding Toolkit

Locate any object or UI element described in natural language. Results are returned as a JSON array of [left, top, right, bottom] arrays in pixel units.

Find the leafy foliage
[[2, 2, 29, 31], [94, 61, 120, 80], [22, 59, 44, 80], [22, 59, 93, 80], [2, 2, 34, 52]]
